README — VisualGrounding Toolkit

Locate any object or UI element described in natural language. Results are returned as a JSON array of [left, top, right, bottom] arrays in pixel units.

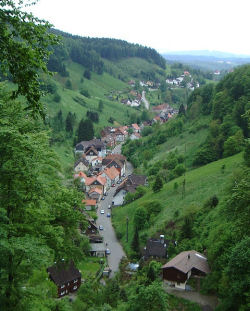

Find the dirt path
[[164, 284, 218, 310]]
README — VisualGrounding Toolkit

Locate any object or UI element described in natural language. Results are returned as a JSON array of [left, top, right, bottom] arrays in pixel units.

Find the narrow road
[[142, 90, 149, 110], [96, 144, 133, 277]]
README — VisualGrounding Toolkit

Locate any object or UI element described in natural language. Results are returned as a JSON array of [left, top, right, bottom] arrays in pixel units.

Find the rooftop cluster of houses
[[166, 71, 200, 91], [101, 124, 142, 145], [121, 90, 142, 107], [149, 103, 178, 124], [74, 142, 126, 205]]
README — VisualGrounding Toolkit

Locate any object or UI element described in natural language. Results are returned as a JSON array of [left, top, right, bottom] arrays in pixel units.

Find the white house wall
[[113, 190, 127, 206]]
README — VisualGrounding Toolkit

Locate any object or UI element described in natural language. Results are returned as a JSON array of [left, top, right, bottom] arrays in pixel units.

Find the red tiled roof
[[89, 188, 102, 195], [85, 177, 96, 186], [132, 123, 140, 130], [104, 166, 119, 180], [82, 199, 97, 206], [97, 176, 106, 185]]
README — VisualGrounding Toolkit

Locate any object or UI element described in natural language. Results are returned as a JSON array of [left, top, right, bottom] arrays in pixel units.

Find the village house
[[102, 157, 126, 178], [131, 123, 140, 133], [130, 132, 141, 140], [85, 175, 107, 195], [162, 250, 210, 290], [143, 235, 169, 259], [102, 166, 120, 187], [82, 199, 97, 211], [84, 146, 99, 162], [114, 128, 125, 142], [88, 187, 103, 201], [113, 174, 147, 206], [105, 154, 127, 176], [90, 243, 106, 257], [75, 139, 106, 157], [47, 261, 81, 298], [74, 157, 89, 172], [101, 133, 116, 147]]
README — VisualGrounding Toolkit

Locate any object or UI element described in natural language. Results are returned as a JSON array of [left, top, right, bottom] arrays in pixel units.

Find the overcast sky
[[26, 0, 250, 55]]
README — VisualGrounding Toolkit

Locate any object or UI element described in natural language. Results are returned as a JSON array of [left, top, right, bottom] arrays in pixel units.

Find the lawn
[[77, 256, 106, 280], [112, 152, 243, 255]]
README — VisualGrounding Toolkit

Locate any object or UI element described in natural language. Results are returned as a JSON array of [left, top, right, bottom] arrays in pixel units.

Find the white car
[[99, 225, 104, 230], [100, 209, 105, 214], [108, 205, 111, 209], [105, 248, 111, 254]]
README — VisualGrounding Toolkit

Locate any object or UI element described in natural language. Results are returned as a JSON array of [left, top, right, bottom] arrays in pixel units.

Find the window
[[60, 285, 65, 289], [60, 291, 65, 296], [74, 279, 78, 283], [73, 285, 77, 290]]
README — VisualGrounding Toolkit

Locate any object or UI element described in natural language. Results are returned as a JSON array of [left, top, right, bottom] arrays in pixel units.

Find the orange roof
[[89, 187, 102, 195], [132, 123, 140, 130], [82, 199, 97, 206], [85, 177, 96, 186], [104, 166, 119, 180], [97, 175, 106, 185]]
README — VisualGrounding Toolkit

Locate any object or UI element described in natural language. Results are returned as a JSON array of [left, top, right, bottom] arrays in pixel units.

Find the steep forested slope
[[114, 65, 250, 310]]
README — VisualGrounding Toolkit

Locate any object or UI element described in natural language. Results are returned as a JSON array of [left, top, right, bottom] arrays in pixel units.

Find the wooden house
[[162, 250, 210, 290], [47, 261, 81, 297]]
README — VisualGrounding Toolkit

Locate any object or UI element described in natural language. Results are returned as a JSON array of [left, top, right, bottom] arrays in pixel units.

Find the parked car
[[105, 248, 111, 255], [107, 213, 111, 217], [99, 225, 104, 230], [111, 183, 115, 187], [100, 209, 105, 214], [108, 204, 111, 209], [101, 196, 105, 200]]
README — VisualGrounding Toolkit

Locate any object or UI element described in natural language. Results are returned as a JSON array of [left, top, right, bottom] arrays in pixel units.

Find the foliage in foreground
[[0, 87, 88, 310]]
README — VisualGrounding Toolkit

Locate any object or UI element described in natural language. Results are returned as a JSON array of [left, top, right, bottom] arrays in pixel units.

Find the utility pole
[[126, 217, 129, 242], [182, 143, 186, 199]]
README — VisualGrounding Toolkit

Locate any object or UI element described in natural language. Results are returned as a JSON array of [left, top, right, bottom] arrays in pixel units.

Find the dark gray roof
[[128, 174, 147, 185], [162, 250, 210, 274], [76, 139, 105, 151], [74, 157, 89, 168], [47, 261, 81, 286], [114, 174, 147, 196], [143, 239, 169, 258]]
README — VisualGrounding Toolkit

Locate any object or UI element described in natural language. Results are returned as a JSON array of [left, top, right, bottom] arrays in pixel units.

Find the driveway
[[95, 144, 132, 277]]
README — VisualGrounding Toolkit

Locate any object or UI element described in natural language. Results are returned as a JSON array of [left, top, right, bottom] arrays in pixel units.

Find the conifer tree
[[152, 175, 163, 193], [77, 118, 94, 142], [131, 226, 140, 254]]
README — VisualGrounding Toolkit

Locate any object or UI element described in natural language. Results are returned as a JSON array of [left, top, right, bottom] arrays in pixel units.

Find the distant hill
[[162, 50, 250, 71]]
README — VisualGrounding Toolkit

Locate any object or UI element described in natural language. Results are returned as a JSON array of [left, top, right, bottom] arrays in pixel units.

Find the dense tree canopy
[[0, 0, 58, 117]]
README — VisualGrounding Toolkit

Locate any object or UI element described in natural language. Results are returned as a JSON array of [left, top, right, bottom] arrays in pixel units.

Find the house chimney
[[160, 235, 165, 244]]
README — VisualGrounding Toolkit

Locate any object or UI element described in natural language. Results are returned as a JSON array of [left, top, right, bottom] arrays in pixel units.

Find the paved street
[[95, 144, 133, 277], [142, 90, 149, 110]]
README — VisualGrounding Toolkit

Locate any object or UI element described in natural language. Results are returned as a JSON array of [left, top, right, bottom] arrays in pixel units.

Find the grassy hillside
[[112, 152, 243, 254]]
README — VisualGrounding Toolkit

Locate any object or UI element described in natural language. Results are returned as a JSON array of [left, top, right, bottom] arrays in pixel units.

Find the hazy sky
[[26, 0, 250, 55]]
